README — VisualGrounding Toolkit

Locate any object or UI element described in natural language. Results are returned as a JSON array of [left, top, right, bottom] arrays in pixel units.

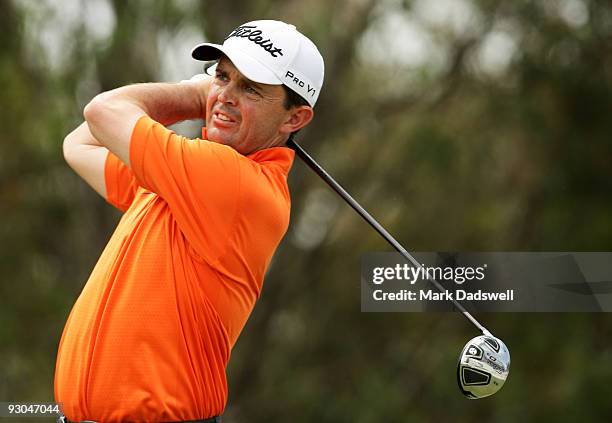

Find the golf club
[[287, 138, 511, 398]]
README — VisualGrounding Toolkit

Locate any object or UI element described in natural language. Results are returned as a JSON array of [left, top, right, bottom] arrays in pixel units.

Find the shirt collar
[[201, 127, 295, 175], [247, 147, 295, 175]]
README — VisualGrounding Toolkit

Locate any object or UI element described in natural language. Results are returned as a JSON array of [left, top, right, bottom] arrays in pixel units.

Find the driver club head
[[457, 335, 510, 399]]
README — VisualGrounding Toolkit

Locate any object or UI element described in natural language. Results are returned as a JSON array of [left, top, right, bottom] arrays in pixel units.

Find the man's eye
[[215, 73, 228, 81], [246, 86, 260, 95]]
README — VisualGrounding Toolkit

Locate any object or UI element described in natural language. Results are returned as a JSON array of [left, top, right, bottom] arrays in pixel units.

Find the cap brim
[[191, 43, 282, 85], [191, 43, 225, 61]]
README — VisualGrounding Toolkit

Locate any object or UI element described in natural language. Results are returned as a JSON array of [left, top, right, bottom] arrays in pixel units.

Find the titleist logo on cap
[[225, 25, 284, 58]]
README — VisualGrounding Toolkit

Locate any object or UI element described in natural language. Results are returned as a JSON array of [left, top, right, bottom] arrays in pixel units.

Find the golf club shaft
[[288, 139, 491, 336]]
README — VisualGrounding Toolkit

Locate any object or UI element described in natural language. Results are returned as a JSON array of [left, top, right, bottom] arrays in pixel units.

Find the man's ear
[[280, 106, 314, 134]]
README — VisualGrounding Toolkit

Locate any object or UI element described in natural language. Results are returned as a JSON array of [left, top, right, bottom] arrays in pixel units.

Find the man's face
[[205, 56, 293, 154]]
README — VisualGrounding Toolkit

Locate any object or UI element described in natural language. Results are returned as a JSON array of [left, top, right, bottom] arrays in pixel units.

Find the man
[[55, 20, 324, 422]]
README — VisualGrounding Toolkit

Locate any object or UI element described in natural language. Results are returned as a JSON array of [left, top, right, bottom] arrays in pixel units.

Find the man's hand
[[84, 77, 211, 166]]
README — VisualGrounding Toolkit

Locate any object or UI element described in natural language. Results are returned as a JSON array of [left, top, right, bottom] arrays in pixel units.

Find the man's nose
[[217, 82, 238, 105]]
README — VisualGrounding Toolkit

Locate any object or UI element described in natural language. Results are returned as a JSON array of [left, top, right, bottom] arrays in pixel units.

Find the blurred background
[[2, 0, 612, 421]]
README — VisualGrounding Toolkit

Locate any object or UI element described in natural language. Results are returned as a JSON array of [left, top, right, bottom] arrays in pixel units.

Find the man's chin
[[206, 127, 235, 146]]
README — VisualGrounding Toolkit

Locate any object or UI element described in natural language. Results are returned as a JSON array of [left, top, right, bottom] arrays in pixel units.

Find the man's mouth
[[212, 110, 238, 125]]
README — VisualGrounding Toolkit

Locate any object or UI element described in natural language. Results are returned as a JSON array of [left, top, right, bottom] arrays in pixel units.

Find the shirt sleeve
[[104, 150, 140, 212], [129, 115, 241, 262]]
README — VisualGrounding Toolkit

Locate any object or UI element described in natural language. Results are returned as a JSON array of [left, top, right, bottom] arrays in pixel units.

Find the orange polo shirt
[[54, 116, 294, 422]]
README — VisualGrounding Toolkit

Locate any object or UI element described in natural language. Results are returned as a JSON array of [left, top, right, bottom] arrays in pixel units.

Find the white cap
[[191, 20, 324, 107]]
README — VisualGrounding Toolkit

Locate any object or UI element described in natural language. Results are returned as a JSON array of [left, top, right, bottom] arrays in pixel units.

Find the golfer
[[55, 20, 324, 422]]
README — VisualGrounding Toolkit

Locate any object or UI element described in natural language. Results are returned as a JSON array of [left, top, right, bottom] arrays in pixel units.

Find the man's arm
[[63, 122, 110, 198], [83, 77, 210, 166]]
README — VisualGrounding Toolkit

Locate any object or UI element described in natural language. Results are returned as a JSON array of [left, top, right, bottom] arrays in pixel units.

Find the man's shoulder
[[239, 150, 292, 215]]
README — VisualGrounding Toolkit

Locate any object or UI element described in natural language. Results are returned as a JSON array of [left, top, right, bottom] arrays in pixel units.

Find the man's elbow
[[83, 93, 111, 132], [62, 132, 72, 164], [83, 92, 146, 150], [63, 131, 78, 166]]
